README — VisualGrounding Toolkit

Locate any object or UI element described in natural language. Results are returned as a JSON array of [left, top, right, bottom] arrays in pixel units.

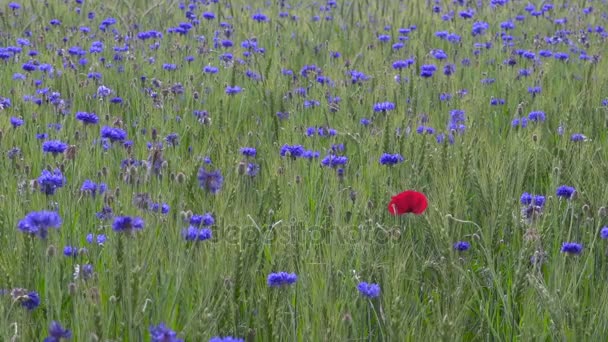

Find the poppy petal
[[387, 190, 428, 215]]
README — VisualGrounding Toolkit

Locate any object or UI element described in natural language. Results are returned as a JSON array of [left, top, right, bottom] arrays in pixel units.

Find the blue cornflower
[[528, 87, 542, 96], [431, 49, 448, 60], [209, 337, 244, 342], [10, 117, 24, 128], [360, 118, 371, 126], [561, 242, 583, 255], [149, 323, 183, 342], [100, 126, 127, 142], [190, 213, 214, 227], [45, 321, 72, 341], [198, 228, 212, 241], [373, 102, 395, 112], [75, 112, 99, 125], [246, 163, 260, 177], [378, 34, 391, 42], [379, 153, 404, 165], [42, 140, 68, 155], [267, 272, 298, 287], [443, 64, 456, 76], [252, 13, 269, 22], [38, 168, 65, 195], [182, 226, 212, 241], [528, 111, 546, 122], [96, 206, 113, 221], [349, 70, 370, 84], [81, 180, 106, 197], [533, 195, 546, 207], [20, 291, 40, 310], [420, 64, 437, 77], [97, 85, 112, 98], [490, 98, 505, 106], [17, 211, 62, 239], [225, 86, 242, 95], [321, 155, 348, 168], [1, 97, 13, 108], [570, 133, 587, 142], [81, 264, 94, 279], [63, 246, 78, 257], [240, 147, 257, 157], [148, 202, 167, 214], [392, 59, 414, 70], [198, 168, 224, 194], [357, 282, 381, 298], [22, 62, 37, 72], [112, 216, 144, 232], [86, 233, 107, 245], [600, 227, 608, 239], [203, 65, 219, 74], [280, 144, 305, 158], [556, 185, 575, 199], [471, 21, 489, 36], [520, 192, 533, 205], [182, 226, 198, 241], [453, 241, 471, 251], [554, 52, 569, 61]]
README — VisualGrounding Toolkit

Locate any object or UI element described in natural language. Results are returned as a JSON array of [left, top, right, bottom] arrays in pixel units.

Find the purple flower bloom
[[190, 213, 214, 227], [96, 85, 112, 98], [45, 321, 72, 341], [225, 86, 242, 95], [42, 140, 68, 155], [420, 64, 437, 78], [520, 192, 533, 205], [38, 168, 65, 195], [246, 163, 260, 177], [10, 117, 24, 128], [17, 211, 62, 239], [570, 133, 587, 142], [453, 241, 471, 251], [198, 228, 212, 241], [556, 185, 575, 199], [100, 126, 127, 142], [280, 144, 305, 158], [240, 147, 257, 157], [197, 168, 224, 194], [321, 155, 348, 168], [112, 216, 144, 232], [357, 282, 381, 298], [392, 59, 414, 70], [267, 272, 298, 287], [63, 246, 78, 257], [209, 337, 244, 342], [75, 112, 99, 125], [528, 111, 546, 122], [373, 102, 395, 112], [601, 227, 608, 239], [81, 180, 106, 197], [561, 242, 583, 255], [149, 323, 182, 342], [20, 291, 40, 310], [379, 153, 404, 165], [252, 13, 269, 22]]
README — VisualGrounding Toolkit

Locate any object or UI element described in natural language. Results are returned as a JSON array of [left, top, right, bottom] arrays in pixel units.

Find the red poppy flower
[[387, 190, 428, 215]]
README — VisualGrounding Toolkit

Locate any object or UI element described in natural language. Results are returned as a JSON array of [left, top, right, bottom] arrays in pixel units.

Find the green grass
[[1, 0, 608, 340]]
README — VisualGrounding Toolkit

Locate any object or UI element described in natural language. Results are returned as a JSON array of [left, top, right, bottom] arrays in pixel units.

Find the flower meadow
[[1, 0, 608, 340]]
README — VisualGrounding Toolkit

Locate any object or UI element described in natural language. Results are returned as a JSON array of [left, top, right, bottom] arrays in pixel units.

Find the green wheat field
[[1, 0, 608, 341]]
